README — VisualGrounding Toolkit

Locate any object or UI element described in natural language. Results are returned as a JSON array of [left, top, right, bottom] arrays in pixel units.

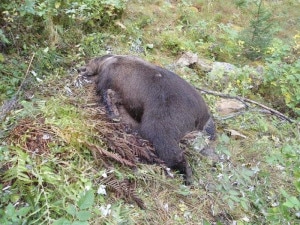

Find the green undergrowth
[[0, 91, 141, 224], [1, 0, 300, 224], [1, 88, 299, 224]]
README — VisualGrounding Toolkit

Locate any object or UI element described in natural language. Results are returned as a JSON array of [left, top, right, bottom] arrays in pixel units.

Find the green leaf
[[220, 133, 230, 144], [283, 196, 300, 210], [17, 206, 31, 216], [280, 189, 289, 198], [228, 190, 239, 196], [77, 190, 95, 210], [230, 195, 240, 202], [66, 204, 77, 217], [176, 185, 190, 196], [52, 218, 72, 225], [76, 210, 92, 221], [240, 200, 249, 210], [5, 203, 15, 217]]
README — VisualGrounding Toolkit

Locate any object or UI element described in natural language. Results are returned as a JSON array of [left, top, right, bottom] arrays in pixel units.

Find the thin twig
[[196, 87, 295, 123], [16, 53, 36, 97], [218, 109, 271, 120]]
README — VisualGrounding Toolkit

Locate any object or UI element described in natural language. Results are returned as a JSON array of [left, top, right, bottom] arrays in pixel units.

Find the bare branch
[[197, 87, 295, 123], [16, 53, 36, 96]]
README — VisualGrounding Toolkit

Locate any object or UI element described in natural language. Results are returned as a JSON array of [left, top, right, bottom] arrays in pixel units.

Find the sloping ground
[[1, 60, 299, 224], [1, 0, 300, 224], [1, 73, 228, 224]]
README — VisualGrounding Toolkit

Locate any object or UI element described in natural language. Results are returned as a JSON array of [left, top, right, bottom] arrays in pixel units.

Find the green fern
[[3, 147, 33, 184]]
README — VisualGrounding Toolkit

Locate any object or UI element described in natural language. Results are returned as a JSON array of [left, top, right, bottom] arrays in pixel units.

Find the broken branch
[[197, 87, 295, 123]]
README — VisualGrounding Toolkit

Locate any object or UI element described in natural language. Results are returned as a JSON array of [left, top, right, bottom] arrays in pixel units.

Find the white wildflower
[[97, 185, 107, 195], [100, 204, 111, 217], [102, 171, 108, 178]]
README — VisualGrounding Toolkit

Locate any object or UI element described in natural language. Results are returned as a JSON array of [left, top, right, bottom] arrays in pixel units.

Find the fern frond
[[85, 142, 136, 168], [102, 174, 146, 209]]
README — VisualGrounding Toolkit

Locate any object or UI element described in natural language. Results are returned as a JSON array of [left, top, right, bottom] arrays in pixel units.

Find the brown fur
[[79, 54, 216, 183]]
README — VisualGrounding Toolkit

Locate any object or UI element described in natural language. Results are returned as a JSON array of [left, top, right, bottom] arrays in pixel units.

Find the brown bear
[[79, 54, 216, 183]]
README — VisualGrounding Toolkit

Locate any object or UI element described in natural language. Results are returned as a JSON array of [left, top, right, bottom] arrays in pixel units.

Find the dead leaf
[[224, 129, 247, 139], [115, 21, 126, 29]]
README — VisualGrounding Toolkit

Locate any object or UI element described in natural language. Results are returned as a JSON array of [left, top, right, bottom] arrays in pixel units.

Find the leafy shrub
[[64, 0, 126, 29], [161, 30, 186, 55], [206, 64, 262, 98], [205, 35, 299, 118], [261, 38, 300, 117], [1, 0, 126, 26], [0, 0, 126, 47], [79, 32, 111, 57], [263, 59, 300, 117], [0, 0, 127, 103], [211, 23, 243, 63]]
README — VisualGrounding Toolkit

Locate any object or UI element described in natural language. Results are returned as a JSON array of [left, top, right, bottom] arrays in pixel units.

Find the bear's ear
[[78, 65, 94, 77], [77, 66, 86, 73]]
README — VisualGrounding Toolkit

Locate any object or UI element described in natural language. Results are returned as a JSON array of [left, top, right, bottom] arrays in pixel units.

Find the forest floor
[[0, 0, 299, 224]]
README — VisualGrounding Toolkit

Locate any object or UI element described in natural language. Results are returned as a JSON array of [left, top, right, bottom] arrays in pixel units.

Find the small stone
[[216, 99, 246, 115]]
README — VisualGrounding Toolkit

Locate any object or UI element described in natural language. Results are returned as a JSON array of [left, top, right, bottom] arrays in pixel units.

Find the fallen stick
[[16, 53, 36, 96], [196, 87, 295, 123]]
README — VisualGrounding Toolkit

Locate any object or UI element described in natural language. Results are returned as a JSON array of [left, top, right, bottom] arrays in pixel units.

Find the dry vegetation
[[0, 0, 299, 224]]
